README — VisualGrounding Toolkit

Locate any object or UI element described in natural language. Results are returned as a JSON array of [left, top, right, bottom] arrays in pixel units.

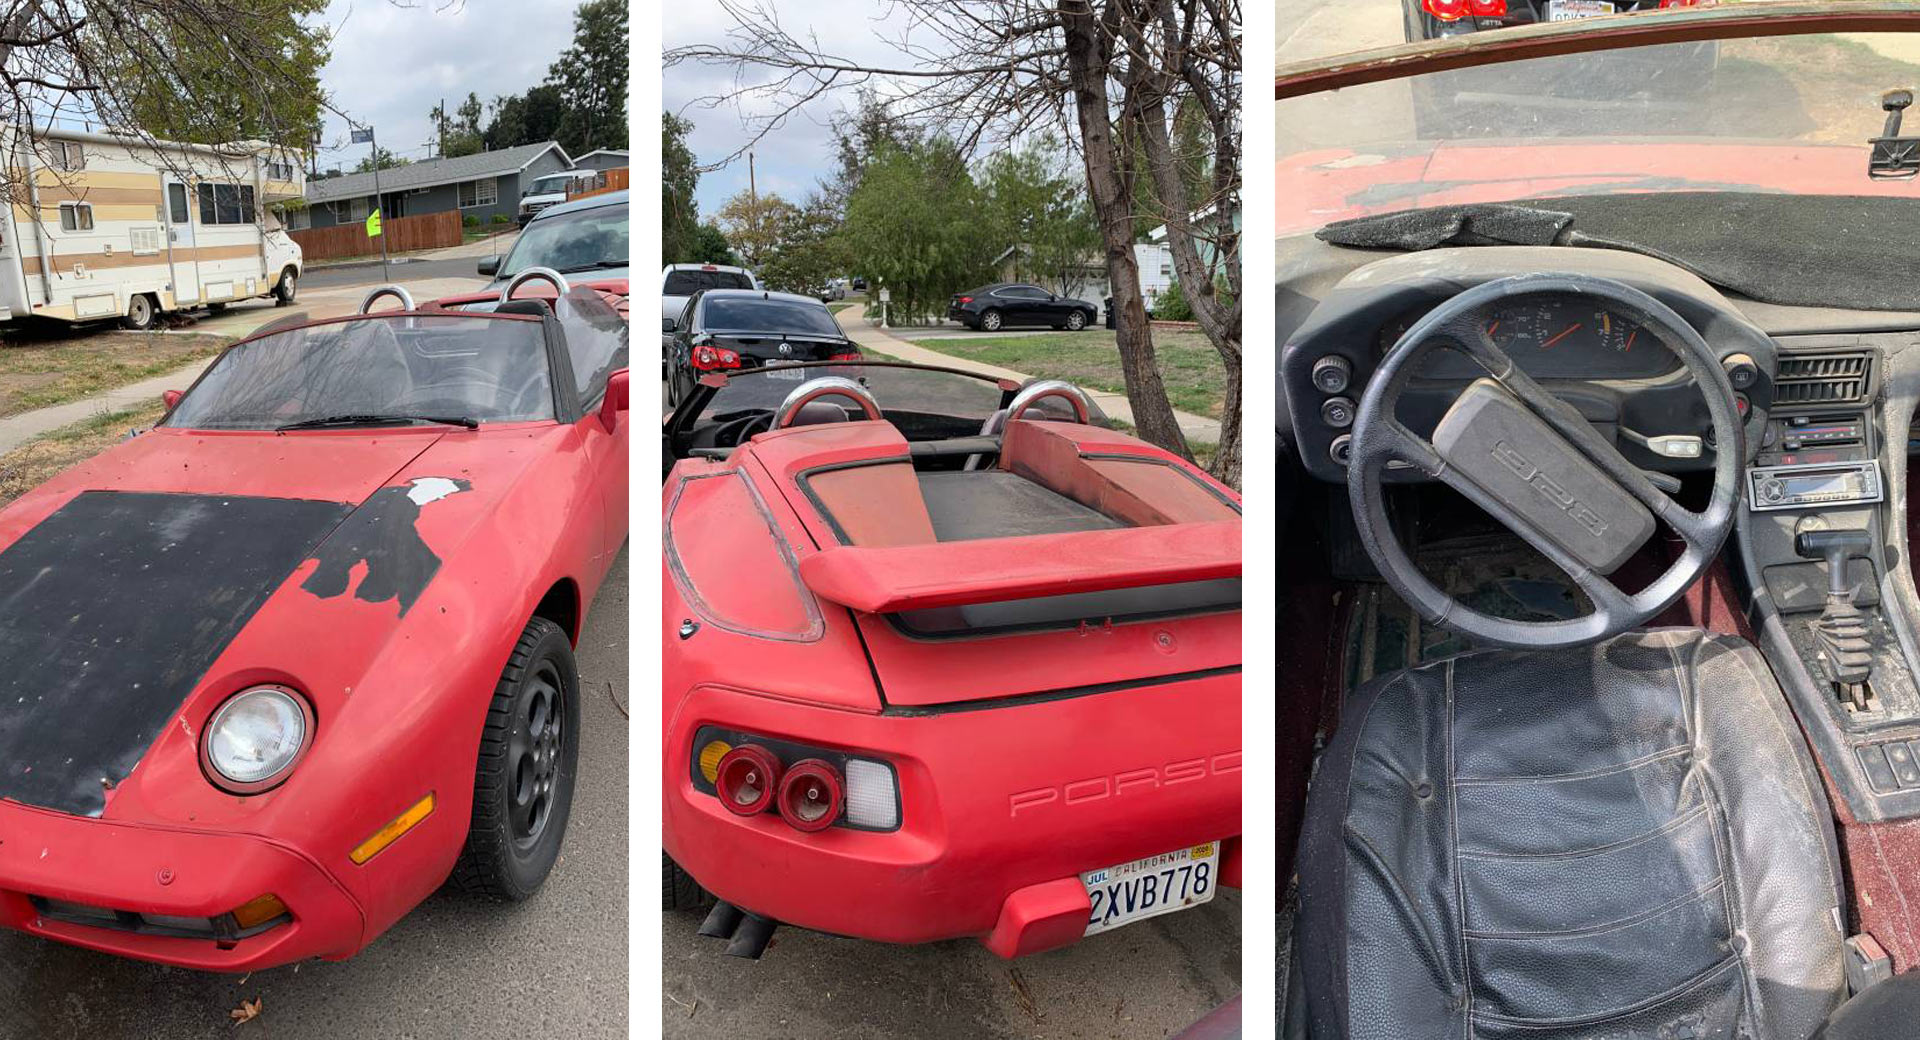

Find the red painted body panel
[[1276, 139, 1889, 237], [663, 414, 1241, 954], [0, 304, 627, 971]]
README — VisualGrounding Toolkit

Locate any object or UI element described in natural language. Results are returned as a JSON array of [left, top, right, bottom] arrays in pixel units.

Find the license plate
[[765, 365, 805, 381], [1081, 842, 1219, 936], [1547, 0, 1614, 19]]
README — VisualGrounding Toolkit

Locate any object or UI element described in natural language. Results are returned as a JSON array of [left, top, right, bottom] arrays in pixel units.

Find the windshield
[[528, 174, 576, 195], [699, 296, 843, 337], [1277, 30, 1920, 234], [164, 316, 554, 430], [663, 269, 753, 295], [499, 201, 627, 278], [693, 363, 1103, 441]]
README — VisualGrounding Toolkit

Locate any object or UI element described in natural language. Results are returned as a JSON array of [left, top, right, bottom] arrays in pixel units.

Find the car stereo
[[1748, 460, 1884, 511]]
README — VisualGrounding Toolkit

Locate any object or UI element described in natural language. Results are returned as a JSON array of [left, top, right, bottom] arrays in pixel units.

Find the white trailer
[[0, 125, 305, 329]]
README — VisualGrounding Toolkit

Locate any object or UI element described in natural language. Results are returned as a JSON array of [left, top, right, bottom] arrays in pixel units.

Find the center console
[[1740, 337, 1920, 821]]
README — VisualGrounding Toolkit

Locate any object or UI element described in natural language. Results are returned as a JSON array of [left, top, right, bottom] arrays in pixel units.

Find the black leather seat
[[1298, 628, 1850, 1040]]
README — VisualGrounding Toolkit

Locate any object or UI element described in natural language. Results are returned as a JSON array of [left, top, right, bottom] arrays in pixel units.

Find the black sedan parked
[[948, 283, 1098, 332], [662, 289, 860, 405]]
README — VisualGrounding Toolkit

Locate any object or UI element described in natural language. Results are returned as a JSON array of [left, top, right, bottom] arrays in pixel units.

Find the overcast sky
[[312, 0, 580, 173], [663, 1, 925, 217]]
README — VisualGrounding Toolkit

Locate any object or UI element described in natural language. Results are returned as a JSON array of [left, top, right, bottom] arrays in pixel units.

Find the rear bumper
[[0, 800, 364, 972], [663, 672, 1240, 955]]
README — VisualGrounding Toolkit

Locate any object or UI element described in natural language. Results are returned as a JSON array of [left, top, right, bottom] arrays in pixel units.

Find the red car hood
[[1277, 138, 1896, 237], [0, 424, 558, 819]]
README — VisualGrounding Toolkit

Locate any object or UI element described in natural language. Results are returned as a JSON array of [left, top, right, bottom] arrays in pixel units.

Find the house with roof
[[297, 142, 574, 230], [573, 149, 628, 172]]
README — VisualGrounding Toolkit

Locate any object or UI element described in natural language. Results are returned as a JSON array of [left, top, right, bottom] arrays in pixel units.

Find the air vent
[[1775, 351, 1872, 406]]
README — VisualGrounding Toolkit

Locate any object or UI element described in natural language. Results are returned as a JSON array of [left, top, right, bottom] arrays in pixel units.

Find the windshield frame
[[158, 309, 572, 432], [664, 360, 1021, 450]]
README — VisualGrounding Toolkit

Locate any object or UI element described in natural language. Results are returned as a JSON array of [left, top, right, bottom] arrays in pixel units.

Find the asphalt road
[[663, 889, 1241, 1039], [303, 255, 499, 290], [0, 549, 630, 1040]]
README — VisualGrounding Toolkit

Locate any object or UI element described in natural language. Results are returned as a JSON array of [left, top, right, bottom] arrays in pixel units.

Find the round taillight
[[715, 744, 782, 816], [778, 759, 844, 832]]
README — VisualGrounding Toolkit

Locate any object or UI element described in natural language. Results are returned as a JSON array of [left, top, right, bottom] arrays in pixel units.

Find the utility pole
[[748, 150, 758, 269]]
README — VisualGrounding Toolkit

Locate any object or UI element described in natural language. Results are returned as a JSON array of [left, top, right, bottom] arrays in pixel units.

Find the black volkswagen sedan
[[948, 283, 1099, 332], [663, 289, 860, 405]]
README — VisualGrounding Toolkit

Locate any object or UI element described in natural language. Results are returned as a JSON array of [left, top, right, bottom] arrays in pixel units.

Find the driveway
[[664, 889, 1240, 1039], [302, 255, 501, 291], [0, 549, 630, 1040]]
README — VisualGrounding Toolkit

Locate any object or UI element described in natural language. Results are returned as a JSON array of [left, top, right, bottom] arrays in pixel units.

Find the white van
[[0, 125, 304, 329], [517, 169, 599, 226]]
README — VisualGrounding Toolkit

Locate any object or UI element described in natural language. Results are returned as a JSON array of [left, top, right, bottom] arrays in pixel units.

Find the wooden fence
[[289, 210, 463, 261]]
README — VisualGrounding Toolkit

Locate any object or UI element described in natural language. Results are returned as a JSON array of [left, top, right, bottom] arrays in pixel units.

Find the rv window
[[265, 161, 294, 181], [59, 203, 92, 232], [50, 142, 83, 172], [197, 184, 254, 225], [167, 183, 189, 224]]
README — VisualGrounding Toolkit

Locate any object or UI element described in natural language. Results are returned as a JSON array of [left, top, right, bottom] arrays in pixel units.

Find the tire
[[449, 615, 581, 902], [1065, 310, 1087, 331], [980, 308, 1003, 332], [120, 293, 156, 331], [663, 853, 715, 912], [207, 302, 228, 314], [273, 267, 297, 306]]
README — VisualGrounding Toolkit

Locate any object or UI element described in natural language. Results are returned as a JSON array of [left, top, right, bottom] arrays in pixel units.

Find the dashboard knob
[[1311, 355, 1352, 394], [1320, 397, 1355, 429], [1328, 434, 1353, 467]]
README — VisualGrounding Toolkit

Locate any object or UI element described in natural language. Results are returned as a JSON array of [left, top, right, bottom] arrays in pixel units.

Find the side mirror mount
[[477, 257, 500, 276], [162, 389, 183, 410], [599, 368, 629, 431], [661, 316, 676, 334]]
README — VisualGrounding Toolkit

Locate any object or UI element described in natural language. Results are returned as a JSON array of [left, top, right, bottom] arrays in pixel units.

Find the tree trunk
[[1058, 0, 1191, 460]]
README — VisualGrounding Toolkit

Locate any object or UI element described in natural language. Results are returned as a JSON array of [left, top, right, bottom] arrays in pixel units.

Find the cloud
[[314, 0, 580, 172]]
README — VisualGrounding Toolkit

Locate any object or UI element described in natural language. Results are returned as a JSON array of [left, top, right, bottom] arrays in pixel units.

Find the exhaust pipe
[[695, 900, 780, 959]]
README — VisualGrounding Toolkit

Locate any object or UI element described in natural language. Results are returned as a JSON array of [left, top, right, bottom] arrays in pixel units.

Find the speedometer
[[1389, 293, 1677, 381]]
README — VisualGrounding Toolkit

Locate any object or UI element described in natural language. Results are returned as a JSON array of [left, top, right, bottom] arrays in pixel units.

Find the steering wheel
[[1347, 273, 1742, 650]]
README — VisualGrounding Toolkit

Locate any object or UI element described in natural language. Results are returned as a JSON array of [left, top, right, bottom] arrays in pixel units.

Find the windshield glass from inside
[[163, 315, 554, 430], [699, 296, 844, 337], [1277, 30, 1920, 234], [500, 201, 628, 278]]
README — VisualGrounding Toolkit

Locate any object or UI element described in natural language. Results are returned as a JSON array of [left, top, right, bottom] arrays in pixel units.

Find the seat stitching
[[1447, 656, 1476, 1038], [1467, 955, 1741, 1030], [1679, 636, 1757, 1034], [1464, 877, 1725, 941], [1341, 825, 1457, 987], [1456, 802, 1710, 862], [1454, 744, 1690, 786]]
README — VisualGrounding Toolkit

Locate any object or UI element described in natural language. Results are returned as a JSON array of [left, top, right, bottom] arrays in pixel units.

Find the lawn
[[0, 331, 229, 419], [0, 402, 167, 508], [900, 328, 1228, 419]]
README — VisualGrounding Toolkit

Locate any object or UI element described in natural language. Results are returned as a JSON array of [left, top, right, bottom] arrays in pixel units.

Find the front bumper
[[664, 672, 1241, 956], [0, 800, 365, 972]]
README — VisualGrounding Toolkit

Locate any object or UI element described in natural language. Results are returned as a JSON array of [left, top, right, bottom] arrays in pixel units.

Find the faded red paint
[[663, 410, 1241, 956], [0, 290, 628, 972]]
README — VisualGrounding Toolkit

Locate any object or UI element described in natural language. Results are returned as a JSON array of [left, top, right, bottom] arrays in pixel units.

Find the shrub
[[1155, 279, 1191, 321], [491, 213, 511, 225], [462, 214, 480, 229]]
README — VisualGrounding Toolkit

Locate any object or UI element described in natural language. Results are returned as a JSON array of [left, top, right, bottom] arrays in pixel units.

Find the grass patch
[[0, 403, 166, 508], [901, 329, 1227, 419], [0, 331, 229, 419]]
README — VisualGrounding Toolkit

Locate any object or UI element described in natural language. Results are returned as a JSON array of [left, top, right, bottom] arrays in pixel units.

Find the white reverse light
[[843, 758, 899, 830]]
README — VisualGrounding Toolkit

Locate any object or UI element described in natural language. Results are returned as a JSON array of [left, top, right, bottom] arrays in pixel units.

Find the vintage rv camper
[[0, 125, 305, 329]]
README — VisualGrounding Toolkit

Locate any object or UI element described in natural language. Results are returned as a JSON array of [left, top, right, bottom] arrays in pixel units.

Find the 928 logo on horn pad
[[1490, 440, 1610, 538]]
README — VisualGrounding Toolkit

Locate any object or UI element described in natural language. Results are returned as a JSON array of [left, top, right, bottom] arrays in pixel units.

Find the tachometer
[[1389, 293, 1677, 380]]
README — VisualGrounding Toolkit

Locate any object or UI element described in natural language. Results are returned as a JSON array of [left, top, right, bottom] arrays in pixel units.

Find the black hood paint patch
[[300, 477, 469, 617], [0, 491, 351, 817]]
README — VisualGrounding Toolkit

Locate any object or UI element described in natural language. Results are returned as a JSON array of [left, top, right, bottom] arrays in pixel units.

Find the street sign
[[365, 209, 383, 237], [350, 127, 374, 144], [878, 289, 891, 302]]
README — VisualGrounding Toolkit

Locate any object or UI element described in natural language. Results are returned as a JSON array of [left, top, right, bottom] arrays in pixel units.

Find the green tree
[[759, 193, 849, 295], [716, 189, 800, 271], [663, 112, 700, 265], [826, 89, 919, 213], [353, 147, 409, 173], [691, 223, 736, 266], [485, 85, 566, 149], [101, 0, 331, 150], [979, 146, 1100, 298], [840, 137, 994, 323], [429, 92, 485, 158], [549, 0, 627, 155]]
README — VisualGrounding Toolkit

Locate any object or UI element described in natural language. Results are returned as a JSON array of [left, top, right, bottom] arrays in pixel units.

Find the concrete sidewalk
[[837, 311, 1222, 444], [0, 275, 488, 456]]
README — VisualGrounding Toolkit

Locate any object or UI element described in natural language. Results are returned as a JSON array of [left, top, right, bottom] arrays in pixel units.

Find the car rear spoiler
[[796, 522, 1240, 614]]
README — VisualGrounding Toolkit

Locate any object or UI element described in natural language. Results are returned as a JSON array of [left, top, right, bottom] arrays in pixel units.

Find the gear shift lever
[[1796, 529, 1875, 709]]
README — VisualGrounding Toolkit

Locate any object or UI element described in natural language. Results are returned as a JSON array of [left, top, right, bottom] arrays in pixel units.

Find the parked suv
[[948, 282, 1098, 332]]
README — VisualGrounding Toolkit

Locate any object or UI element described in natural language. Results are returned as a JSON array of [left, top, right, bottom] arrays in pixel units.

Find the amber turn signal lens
[[229, 893, 289, 929], [698, 739, 732, 784], [350, 792, 436, 865]]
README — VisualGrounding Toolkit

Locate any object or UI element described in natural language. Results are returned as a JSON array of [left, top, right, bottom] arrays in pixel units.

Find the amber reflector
[[230, 893, 290, 929], [350, 793, 436, 865]]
